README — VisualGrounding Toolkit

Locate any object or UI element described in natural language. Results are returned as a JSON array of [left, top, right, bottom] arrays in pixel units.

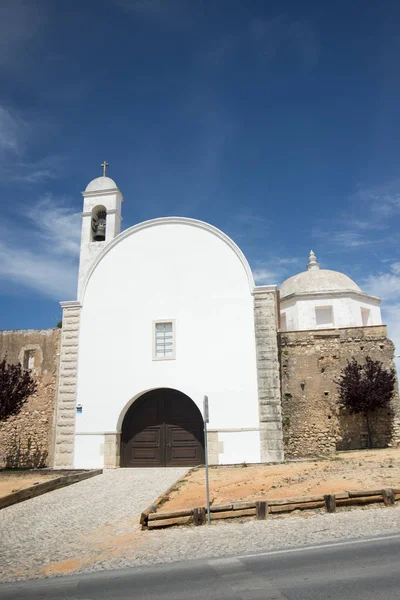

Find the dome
[[85, 176, 117, 193], [280, 251, 361, 299]]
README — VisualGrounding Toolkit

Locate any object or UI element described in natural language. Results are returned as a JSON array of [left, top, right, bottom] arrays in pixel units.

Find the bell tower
[[77, 162, 123, 299]]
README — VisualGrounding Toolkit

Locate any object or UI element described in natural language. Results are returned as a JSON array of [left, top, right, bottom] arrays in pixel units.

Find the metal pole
[[204, 417, 211, 525], [203, 395, 211, 525]]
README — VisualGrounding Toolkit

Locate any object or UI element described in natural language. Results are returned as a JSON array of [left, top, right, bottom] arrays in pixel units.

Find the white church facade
[[52, 170, 387, 469]]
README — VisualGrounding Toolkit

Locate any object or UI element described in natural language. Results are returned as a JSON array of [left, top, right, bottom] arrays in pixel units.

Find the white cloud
[[17, 169, 54, 183], [0, 121, 64, 185], [275, 257, 299, 265], [382, 303, 400, 372], [354, 180, 400, 217], [363, 262, 400, 371], [26, 197, 81, 257], [253, 267, 277, 285], [0, 242, 77, 301], [314, 228, 378, 249], [363, 264, 400, 301], [0, 197, 81, 301], [0, 106, 25, 154], [251, 254, 299, 286], [390, 262, 400, 275]]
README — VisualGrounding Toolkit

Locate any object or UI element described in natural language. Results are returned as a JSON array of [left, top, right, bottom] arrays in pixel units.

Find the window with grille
[[153, 321, 175, 360]]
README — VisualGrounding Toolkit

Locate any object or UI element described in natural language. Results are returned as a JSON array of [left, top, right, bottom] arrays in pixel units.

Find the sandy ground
[[162, 448, 400, 511], [0, 471, 59, 498]]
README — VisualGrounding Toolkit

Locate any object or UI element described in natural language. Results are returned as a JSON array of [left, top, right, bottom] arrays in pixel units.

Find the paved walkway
[[1, 469, 400, 584], [0, 468, 187, 582]]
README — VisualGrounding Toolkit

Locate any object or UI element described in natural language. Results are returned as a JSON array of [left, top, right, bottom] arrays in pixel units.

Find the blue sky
[[1, 0, 400, 352]]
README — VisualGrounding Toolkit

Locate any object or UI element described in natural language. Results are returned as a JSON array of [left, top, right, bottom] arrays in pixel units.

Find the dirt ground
[[162, 448, 400, 511], [0, 471, 59, 498]]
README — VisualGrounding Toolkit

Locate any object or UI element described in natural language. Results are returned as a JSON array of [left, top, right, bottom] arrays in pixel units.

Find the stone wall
[[279, 325, 400, 458], [0, 328, 60, 468]]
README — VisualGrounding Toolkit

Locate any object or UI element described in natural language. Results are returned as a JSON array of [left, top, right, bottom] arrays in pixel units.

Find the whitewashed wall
[[74, 218, 260, 467], [280, 293, 382, 331]]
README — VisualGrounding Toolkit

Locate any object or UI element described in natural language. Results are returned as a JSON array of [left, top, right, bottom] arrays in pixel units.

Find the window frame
[[152, 319, 176, 361]]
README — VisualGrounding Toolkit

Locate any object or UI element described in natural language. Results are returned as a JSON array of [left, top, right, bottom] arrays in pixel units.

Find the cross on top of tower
[[100, 161, 109, 177]]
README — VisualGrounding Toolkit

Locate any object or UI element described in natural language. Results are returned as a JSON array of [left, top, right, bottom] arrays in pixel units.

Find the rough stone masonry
[[280, 325, 400, 458], [0, 328, 60, 468]]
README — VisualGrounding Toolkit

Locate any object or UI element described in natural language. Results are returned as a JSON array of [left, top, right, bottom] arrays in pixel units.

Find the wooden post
[[193, 507, 206, 526], [256, 500, 268, 520], [324, 494, 336, 513], [382, 488, 395, 506]]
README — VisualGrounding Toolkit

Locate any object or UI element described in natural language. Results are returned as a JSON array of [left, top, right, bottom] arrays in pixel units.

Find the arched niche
[[91, 205, 107, 242]]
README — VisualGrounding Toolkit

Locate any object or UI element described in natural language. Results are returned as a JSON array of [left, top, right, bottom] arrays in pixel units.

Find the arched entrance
[[120, 388, 205, 467]]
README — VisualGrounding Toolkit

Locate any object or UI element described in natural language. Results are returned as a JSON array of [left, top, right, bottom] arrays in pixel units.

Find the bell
[[93, 218, 106, 241]]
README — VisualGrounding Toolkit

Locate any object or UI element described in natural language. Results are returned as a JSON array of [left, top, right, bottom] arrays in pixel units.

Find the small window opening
[[23, 350, 35, 370], [361, 308, 371, 327], [91, 206, 107, 241], [315, 306, 334, 328], [280, 312, 287, 332]]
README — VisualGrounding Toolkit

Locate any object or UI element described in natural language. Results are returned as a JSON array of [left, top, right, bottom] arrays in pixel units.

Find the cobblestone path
[[0, 468, 187, 582], [1, 469, 400, 584]]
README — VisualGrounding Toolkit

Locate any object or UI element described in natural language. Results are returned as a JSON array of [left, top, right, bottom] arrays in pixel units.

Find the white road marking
[[209, 557, 289, 599], [235, 532, 400, 561]]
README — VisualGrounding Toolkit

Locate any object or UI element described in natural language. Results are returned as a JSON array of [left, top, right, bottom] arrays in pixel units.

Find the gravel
[[1, 468, 400, 584]]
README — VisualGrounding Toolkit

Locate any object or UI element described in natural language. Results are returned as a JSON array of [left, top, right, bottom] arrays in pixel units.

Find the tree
[[0, 358, 37, 422], [336, 356, 396, 448]]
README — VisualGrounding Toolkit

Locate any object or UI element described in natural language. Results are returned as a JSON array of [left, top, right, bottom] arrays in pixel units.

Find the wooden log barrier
[[148, 508, 193, 521], [148, 516, 192, 529], [347, 489, 383, 497], [336, 495, 383, 507], [210, 503, 233, 512], [211, 508, 256, 520], [270, 500, 325, 514], [141, 485, 400, 529]]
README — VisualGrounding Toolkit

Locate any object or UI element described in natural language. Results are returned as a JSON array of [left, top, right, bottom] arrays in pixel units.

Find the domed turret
[[280, 250, 361, 300], [279, 251, 381, 331]]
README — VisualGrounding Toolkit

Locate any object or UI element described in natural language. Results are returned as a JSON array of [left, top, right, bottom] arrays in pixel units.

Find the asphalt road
[[1, 534, 400, 599]]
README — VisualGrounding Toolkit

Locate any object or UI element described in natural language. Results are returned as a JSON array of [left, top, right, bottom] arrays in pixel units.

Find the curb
[[0, 469, 103, 510]]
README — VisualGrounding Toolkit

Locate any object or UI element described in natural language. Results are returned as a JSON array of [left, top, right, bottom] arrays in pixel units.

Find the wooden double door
[[121, 388, 205, 467]]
